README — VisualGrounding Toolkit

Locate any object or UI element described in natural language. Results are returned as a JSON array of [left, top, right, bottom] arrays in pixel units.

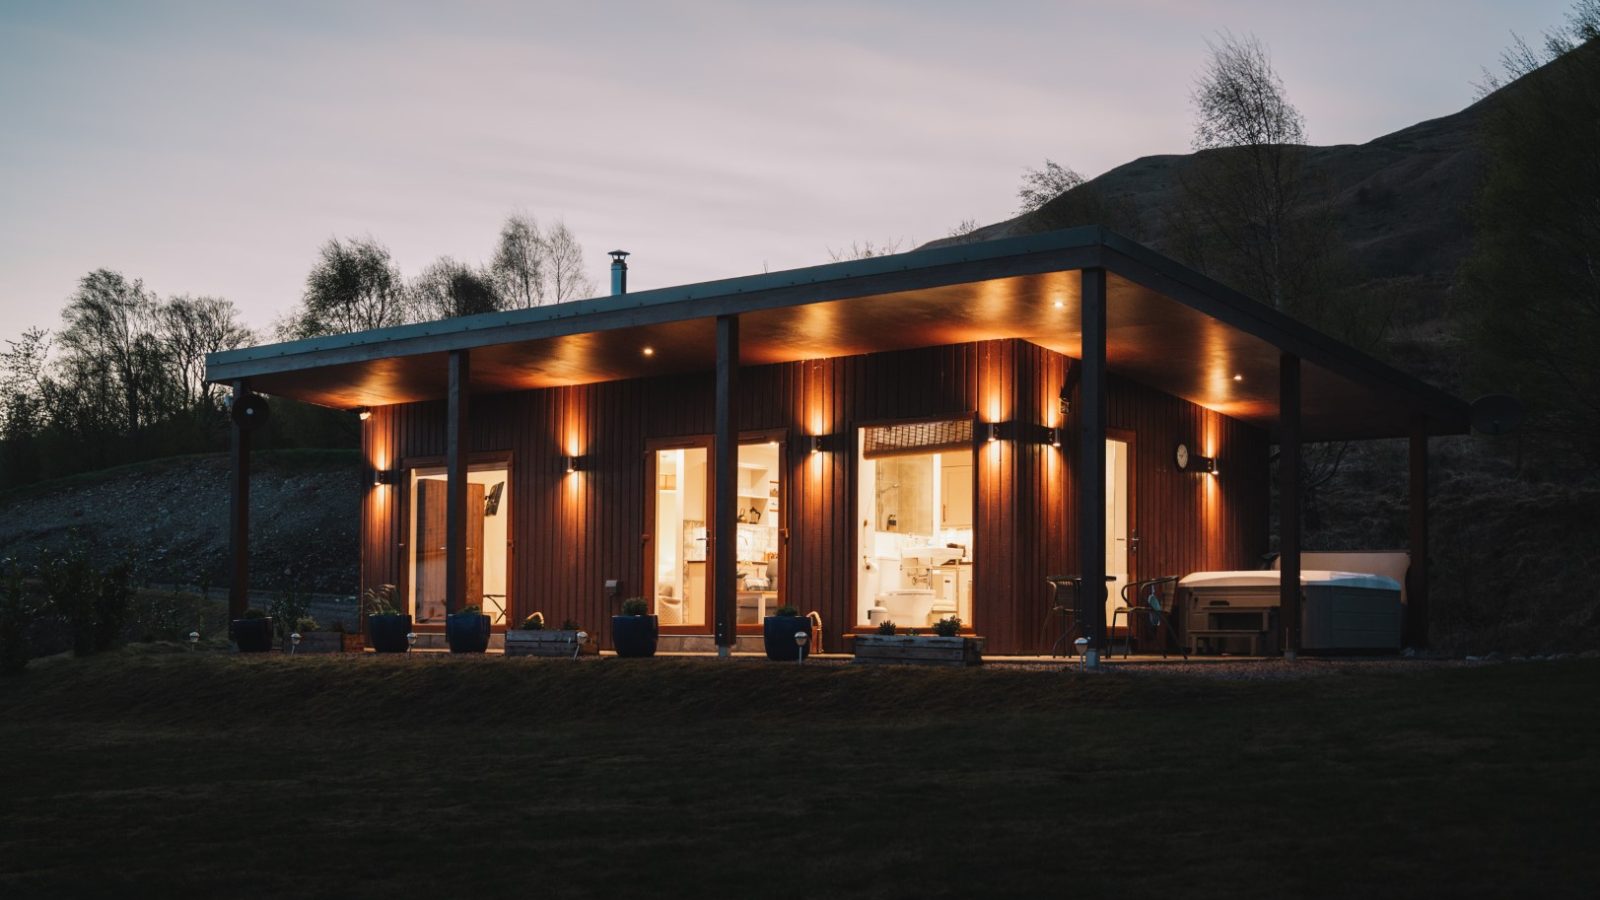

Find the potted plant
[[363, 584, 412, 654], [446, 603, 492, 654], [232, 608, 274, 653], [504, 612, 597, 658], [852, 615, 983, 667], [611, 597, 658, 658], [763, 604, 812, 661]]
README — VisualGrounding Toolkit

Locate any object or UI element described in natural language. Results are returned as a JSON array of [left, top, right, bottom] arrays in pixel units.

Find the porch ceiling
[[208, 227, 1469, 442]]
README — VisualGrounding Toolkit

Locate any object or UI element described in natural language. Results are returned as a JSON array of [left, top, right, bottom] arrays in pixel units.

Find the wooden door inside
[[415, 478, 486, 623]]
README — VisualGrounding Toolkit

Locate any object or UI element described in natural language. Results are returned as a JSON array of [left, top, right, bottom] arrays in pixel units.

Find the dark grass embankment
[[2, 653, 1598, 899]]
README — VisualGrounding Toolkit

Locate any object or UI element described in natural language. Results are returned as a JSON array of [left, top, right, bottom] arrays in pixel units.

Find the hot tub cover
[[1179, 570, 1401, 591]]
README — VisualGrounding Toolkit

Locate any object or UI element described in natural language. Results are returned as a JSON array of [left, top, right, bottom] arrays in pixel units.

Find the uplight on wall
[[354, 407, 372, 421], [1174, 443, 1217, 475]]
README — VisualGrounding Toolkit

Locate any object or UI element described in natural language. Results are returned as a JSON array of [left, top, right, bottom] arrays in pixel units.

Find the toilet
[[872, 589, 936, 627]]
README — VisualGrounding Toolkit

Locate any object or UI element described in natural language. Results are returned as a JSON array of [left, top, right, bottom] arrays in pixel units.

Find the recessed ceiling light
[[642, 347, 655, 357], [1052, 300, 1065, 309]]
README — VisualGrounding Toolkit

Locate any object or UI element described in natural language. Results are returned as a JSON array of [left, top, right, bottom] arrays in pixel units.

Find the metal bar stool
[[1044, 575, 1117, 657]]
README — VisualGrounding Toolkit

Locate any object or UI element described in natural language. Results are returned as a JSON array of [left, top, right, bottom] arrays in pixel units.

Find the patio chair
[[1110, 576, 1186, 659]]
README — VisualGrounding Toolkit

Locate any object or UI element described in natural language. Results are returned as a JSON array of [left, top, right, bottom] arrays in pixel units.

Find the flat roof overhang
[[206, 227, 1470, 442]]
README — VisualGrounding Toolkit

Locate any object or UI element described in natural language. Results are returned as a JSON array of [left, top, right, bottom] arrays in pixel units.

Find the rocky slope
[[0, 450, 360, 595]]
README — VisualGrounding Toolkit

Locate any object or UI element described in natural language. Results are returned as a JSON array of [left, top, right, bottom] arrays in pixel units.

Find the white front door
[[1105, 438, 1131, 624]]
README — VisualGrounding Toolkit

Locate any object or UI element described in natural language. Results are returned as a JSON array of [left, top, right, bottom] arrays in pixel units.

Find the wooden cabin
[[206, 228, 1469, 656]]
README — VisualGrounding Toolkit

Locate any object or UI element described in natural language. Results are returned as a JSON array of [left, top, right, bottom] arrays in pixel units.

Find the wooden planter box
[[293, 632, 365, 653], [852, 634, 984, 667], [504, 630, 597, 658]]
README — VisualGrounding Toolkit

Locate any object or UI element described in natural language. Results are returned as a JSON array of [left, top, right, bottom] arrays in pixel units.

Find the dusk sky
[[0, 0, 1573, 342]]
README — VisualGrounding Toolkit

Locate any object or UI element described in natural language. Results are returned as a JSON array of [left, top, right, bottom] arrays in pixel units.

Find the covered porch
[[207, 227, 1469, 658]]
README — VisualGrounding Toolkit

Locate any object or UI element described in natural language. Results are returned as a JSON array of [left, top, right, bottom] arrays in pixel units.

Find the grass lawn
[[1, 652, 1596, 899]]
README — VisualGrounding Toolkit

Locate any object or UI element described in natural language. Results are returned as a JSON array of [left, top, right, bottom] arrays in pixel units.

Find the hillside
[[0, 450, 360, 595]]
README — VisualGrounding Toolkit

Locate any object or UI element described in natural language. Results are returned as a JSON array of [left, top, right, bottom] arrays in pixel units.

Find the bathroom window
[[855, 420, 974, 628]]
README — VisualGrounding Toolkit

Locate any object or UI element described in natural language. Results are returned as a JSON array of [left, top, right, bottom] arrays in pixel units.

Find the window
[[856, 420, 974, 628]]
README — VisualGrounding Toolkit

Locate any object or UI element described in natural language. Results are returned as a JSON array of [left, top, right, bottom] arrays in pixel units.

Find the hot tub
[[1180, 570, 1403, 653]]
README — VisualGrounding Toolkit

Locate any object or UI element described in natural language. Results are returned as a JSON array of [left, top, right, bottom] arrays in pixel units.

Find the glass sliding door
[[733, 440, 783, 626], [650, 444, 709, 628], [856, 419, 975, 629], [407, 464, 511, 625]]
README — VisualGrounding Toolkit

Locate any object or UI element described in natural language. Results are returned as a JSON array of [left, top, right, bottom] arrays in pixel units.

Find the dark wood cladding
[[360, 338, 1269, 655]]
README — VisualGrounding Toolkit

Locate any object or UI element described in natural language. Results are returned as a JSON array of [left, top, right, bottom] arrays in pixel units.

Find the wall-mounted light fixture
[[802, 434, 839, 455], [977, 422, 1000, 444], [1174, 443, 1217, 475], [1047, 426, 1063, 448], [354, 407, 372, 421], [562, 454, 587, 474], [370, 467, 397, 487]]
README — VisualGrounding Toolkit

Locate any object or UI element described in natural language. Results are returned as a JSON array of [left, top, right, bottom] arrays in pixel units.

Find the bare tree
[[543, 220, 595, 302], [410, 257, 504, 320], [56, 270, 174, 433], [279, 236, 408, 339], [826, 238, 904, 261], [0, 328, 50, 438], [947, 219, 980, 238], [1182, 33, 1309, 310], [155, 295, 254, 408], [491, 214, 547, 308], [1017, 160, 1085, 214]]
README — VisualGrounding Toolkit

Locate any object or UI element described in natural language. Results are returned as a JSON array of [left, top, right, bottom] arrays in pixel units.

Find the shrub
[[1, 559, 40, 675], [268, 588, 310, 640], [875, 620, 897, 636], [242, 608, 267, 620], [932, 616, 962, 637], [520, 612, 545, 631], [620, 597, 649, 616], [560, 618, 581, 632], [454, 604, 483, 617], [775, 604, 800, 617], [295, 616, 319, 633], [39, 546, 98, 657]]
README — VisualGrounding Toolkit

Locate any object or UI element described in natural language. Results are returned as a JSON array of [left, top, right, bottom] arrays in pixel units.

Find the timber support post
[[1077, 268, 1108, 667], [446, 349, 471, 616], [713, 315, 740, 656], [1407, 416, 1430, 648], [227, 379, 251, 623], [1279, 353, 1302, 658]]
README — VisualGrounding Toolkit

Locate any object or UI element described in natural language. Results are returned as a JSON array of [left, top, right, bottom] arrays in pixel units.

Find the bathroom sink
[[900, 545, 966, 566]]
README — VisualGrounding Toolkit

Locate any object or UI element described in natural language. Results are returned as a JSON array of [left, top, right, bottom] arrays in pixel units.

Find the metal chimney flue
[[609, 250, 630, 295]]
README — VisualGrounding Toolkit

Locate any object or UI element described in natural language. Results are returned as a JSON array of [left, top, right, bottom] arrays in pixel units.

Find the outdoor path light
[[574, 631, 588, 660], [795, 630, 809, 665], [188, 631, 199, 651], [289, 632, 301, 655], [406, 632, 417, 653]]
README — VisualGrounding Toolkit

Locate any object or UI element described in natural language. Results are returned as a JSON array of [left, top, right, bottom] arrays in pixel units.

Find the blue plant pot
[[446, 613, 491, 653], [232, 617, 274, 653], [763, 615, 812, 660], [367, 614, 413, 653], [611, 615, 659, 658]]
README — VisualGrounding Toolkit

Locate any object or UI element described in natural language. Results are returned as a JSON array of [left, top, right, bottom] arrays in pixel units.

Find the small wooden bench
[[1188, 629, 1264, 656]]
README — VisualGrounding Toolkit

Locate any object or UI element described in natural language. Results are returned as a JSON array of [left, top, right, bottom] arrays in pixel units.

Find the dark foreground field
[[2, 653, 1596, 899]]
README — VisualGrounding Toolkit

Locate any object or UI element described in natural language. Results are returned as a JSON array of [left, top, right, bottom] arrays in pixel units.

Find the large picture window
[[407, 464, 510, 625], [855, 420, 974, 628]]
